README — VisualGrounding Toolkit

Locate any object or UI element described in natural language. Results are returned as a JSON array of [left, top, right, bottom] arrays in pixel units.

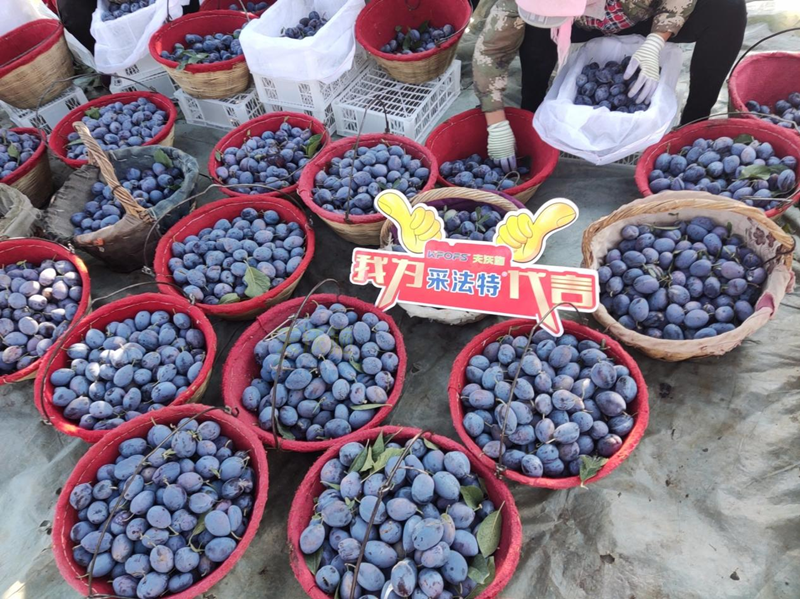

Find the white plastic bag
[[240, 0, 364, 83], [533, 35, 682, 166], [0, 0, 95, 69], [90, 0, 188, 74]]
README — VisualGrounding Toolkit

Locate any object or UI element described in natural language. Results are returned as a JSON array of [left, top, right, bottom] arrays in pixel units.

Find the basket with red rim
[[0, 127, 52, 208]]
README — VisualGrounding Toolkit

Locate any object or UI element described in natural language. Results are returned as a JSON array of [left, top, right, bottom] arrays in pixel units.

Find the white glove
[[487, 120, 517, 173], [624, 33, 666, 104]]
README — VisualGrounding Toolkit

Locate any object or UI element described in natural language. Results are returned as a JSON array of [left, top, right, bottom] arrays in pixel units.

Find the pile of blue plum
[[242, 302, 400, 441], [380, 22, 456, 54], [746, 93, 800, 128], [299, 436, 502, 597], [460, 330, 637, 478], [575, 58, 649, 113], [311, 143, 431, 216], [67, 417, 255, 598], [597, 217, 766, 340], [161, 31, 244, 65], [647, 135, 798, 211], [227, 1, 269, 11], [215, 123, 321, 194], [168, 208, 306, 305], [64, 98, 170, 160], [71, 161, 185, 235], [50, 310, 208, 431], [282, 11, 327, 39], [102, 0, 155, 21], [0, 259, 83, 374], [390, 205, 503, 252], [440, 154, 530, 191], [0, 128, 41, 180]]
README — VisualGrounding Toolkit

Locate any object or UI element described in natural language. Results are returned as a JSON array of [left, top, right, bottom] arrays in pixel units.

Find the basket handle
[[72, 121, 151, 221], [729, 27, 800, 78]]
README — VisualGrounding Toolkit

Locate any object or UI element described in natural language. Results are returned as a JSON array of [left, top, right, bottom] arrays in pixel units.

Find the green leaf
[[467, 553, 491, 585], [422, 438, 439, 451], [349, 358, 363, 373], [371, 447, 405, 475], [6, 144, 19, 159], [65, 138, 84, 147], [739, 165, 773, 180], [189, 512, 207, 539], [154, 148, 173, 168], [372, 432, 385, 459], [305, 546, 323, 575], [244, 266, 271, 299], [734, 133, 754, 144], [466, 556, 495, 599], [214, 149, 222, 162], [348, 442, 370, 474], [460, 485, 484, 510], [275, 419, 296, 440], [305, 133, 323, 159], [402, 33, 413, 52], [579, 455, 608, 487], [218, 293, 241, 305], [395, 25, 403, 32], [360, 446, 375, 472], [476, 507, 502, 557], [418, 20, 430, 33], [84, 107, 101, 120], [322, 481, 340, 490], [351, 403, 385, 411]]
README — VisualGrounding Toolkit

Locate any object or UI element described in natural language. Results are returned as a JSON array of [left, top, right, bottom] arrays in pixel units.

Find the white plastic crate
[[115, 53, 162, 79], [333, 60, 462, 143], [110, 69, 178, 100], [176, 87, 267, 131], [253, 46, 371, 112], [0, 85, 88, 136], [262, 102, 337, 133]]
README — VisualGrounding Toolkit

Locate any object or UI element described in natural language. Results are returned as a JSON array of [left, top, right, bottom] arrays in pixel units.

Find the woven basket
[[448, 319, 649, 489], [297, 133, 439, 245], [153, 196, 316, 320], [52, 404, 269, 599], [0, 19, 73, 109], [34, 293, 218, 443], [0, 128, 52, 208], [581, 191, 796, 362], [149, 10, 252, 100], [355, 0, 471, 84], [426, 107, 559, 204], [288, 426, 522, 598], [379, 187, 524, 325], [49, 91, 178, 169], [209, 111, 331, 198], [729, 51, 800, 123]]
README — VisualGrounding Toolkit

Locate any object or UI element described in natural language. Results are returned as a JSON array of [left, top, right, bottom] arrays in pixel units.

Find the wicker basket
[[425, 107, 559, 204], [379, 186, 524, 325], [581, 191, 796, 361], [149, 10, 252, 100], [0, 128, 51, 208], [0, 20, 74, 109], [297, 133, 439, 245], [355, 0, 471, 84]]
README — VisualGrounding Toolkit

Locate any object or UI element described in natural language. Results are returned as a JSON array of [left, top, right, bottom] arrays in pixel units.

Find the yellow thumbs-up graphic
[[376, 190, 444, 254], [494, 199, 578, 263]]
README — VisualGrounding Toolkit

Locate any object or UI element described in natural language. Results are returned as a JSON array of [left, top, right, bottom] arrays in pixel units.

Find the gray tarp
[[3, 7, 800, 598]]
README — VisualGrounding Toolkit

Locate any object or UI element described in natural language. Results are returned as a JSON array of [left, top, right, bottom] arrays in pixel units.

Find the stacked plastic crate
[[109, 53, 178, 100], [0, 86, 88, 136], [251, 45, 372, 132]]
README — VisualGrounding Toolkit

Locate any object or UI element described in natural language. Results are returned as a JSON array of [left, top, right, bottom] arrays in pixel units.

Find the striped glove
[[624, 33, 666, 104], [487, 120, 517, 174]]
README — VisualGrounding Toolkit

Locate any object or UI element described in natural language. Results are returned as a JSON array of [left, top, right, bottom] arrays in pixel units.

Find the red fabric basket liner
[[149, 10, 252, 74], [0, 239, 91, 386], [222, 293, 407, 452], [152, 196, 316, 318], [448, 319, 650, 490], [426, 107, 559, 197], [208, 111, 331, 198], [0, 127, 48, 186], [33, 292, 218, 443], [355, 0, 471, 63], [0, 19, 64, 78], [49, 91, 178, 168], [287, 425, 522, 598], [51, 404, 269, 599], [635, 119, 800, 219], [729, 52, 800, 119], [297, 133, 439, 225], [200, 0, 274, 15]]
